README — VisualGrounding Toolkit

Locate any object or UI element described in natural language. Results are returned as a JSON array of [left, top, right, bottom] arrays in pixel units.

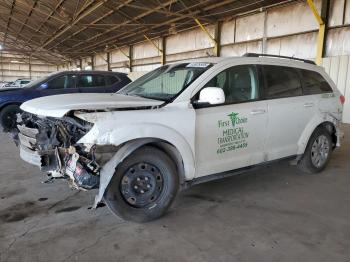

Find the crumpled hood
[[20, 93, 164, 118]]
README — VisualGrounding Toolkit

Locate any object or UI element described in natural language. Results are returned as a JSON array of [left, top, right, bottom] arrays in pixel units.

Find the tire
[[0, 104, 21, 132], [298, 126, 333, 174], [104, 146, 179, 222]]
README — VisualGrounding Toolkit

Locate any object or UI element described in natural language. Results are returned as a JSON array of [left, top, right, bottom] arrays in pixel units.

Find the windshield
[[23, 72, 60, 88], [118, 62, 213, 101]]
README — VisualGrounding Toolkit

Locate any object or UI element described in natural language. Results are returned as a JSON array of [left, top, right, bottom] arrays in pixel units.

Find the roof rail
[[242, 53, 316, 65]]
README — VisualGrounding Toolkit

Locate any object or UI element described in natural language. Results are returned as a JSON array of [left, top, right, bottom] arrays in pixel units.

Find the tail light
[[340, 95, 345, 105]]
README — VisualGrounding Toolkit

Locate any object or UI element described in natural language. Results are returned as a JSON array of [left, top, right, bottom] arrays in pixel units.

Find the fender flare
[[94, 138, 155, 207], [90, 124, 196, 207], [296, 114, 339, 155]]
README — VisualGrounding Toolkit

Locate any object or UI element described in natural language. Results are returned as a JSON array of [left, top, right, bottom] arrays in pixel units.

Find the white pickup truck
[[15, 54, 344, 222]]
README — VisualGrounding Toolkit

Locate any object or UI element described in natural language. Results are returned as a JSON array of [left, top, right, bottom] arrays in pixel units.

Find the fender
[[79, 123, 196, 207], [93, 138, 157, 207], [297, 113, 339, 155]]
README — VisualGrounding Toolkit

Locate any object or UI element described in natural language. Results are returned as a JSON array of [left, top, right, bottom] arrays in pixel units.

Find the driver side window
[[204, 65, 259, 104], [47, 75, 76, 89]]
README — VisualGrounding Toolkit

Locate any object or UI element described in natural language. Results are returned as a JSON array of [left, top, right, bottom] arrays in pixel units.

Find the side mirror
[[39, 83, 48, 89], [195, 87, 225, 107]]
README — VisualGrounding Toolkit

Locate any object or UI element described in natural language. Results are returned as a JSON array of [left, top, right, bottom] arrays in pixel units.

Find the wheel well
[[140, 141, 186, 187], [0, 103, 21, 112], [316, 121, 337, 147]]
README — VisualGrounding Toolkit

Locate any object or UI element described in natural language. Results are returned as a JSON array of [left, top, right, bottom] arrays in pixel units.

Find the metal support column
[[262, 10, 268, 54], [90, 55, 94, 70], [107, 52, 111, 71], [161, 37, 166, 65], [128, 45, 133, 72], [0, 50, 3, 81], [307, 0, 329, 65], [214, 21, 221, 57], [29, 55, 32, 80]]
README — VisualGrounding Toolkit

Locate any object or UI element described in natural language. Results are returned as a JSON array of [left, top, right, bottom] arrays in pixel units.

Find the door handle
[[304, 102, 314, 107], [250, 109, 266, 115]]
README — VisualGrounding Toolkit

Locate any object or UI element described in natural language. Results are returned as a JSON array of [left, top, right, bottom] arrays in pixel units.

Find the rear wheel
[[0, 105, 21, 132], [104, 146, 179, 222], [298, 126, 332, 173]]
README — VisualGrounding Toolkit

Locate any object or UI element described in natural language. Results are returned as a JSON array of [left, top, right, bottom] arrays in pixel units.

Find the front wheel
[[298, 127, 333, 174], [0, 105, 21, 132], [104, 146, 179, 222]]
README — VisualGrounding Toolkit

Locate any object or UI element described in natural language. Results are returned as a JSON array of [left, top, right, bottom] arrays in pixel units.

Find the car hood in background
[[0, 88, 22, 93], [20, 93, 164, 118]]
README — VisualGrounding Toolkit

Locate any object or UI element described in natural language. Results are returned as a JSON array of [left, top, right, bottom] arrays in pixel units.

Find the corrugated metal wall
[[59, 0, 350, 123], [0, 52, 58, 82], [322, 56, 350, 123]]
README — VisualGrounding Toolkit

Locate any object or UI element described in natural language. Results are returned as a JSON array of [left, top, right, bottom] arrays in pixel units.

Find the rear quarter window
[[300, 69, 333, 95], [105, 75, 120, 86]]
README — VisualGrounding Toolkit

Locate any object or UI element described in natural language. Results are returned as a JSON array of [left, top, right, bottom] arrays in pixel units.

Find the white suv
[[16, 54, 344, 222]]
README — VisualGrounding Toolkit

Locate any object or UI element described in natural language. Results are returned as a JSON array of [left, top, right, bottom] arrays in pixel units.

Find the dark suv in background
[[0, 70, 131, 131]]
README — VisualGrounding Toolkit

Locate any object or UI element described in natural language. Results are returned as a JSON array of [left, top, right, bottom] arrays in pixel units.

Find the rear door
[[194, 64, 268, 177], [105, 75, 123, 92], [299, 69, 341, 118], [262, 65, 316, 160], [77, 74, 109, 93]]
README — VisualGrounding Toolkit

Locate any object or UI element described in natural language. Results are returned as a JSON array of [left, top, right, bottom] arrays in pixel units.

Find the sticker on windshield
[[217, 112, 249, 155], [186, 62, 211, 68]]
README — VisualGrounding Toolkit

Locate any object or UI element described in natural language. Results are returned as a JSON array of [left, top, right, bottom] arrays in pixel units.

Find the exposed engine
[[14, 112, 101, 190]]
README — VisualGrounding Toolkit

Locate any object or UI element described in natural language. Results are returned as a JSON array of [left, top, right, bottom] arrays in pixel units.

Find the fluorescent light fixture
[[0, 44, 2, 50], [11, 60, 19, 63]]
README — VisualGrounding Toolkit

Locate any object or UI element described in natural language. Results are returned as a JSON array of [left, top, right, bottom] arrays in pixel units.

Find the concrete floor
[[0, 126, 349, 262]]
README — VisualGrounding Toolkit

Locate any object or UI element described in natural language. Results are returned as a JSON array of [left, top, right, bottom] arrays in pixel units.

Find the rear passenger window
[[300, 70, 332, 95], [263, 65, 302, 99], [105, 75, 120, 86], [78, 75, 105, 88]]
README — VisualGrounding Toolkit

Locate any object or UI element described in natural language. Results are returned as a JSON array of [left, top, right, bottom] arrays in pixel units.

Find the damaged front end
[[14, 112, 103, 190]]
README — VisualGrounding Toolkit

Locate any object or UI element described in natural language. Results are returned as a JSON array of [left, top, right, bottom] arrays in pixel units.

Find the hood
[[20, 93, 164, 118], [0, 87, 22, 93]]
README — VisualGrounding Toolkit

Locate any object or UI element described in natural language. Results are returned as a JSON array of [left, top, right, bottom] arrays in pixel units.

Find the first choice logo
[[218, 112, 248, 128], [217, 112, 249, 154]]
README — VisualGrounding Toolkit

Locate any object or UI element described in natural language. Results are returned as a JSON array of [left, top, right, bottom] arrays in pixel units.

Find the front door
[[194, 64, 268, 177], [39, 74, 79, 96]]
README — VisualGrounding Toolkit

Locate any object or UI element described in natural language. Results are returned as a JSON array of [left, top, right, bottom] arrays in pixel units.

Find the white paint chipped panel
[[133, 40, 161, 59], [95, 53, 107, 66], [326, 27, 350, 56], [235, 13, 264, 43], [266, 32, 317, 59], [220, 19, 235, 45], [221, 41, 262, 57], [167, 26, 214, 55], [345, 0, 350, 24], [266, 0, 319, 38], [167, 49, 213, 62], [328, 0, 345, 26], [132, 63, 161, 72], [111, 48, 129, 63]]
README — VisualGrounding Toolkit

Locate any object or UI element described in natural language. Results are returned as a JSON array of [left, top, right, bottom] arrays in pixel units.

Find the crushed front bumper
[[17, 125, 58, 171]]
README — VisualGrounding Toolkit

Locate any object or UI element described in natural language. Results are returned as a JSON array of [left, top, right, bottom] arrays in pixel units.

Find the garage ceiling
[[0, 0, 296, 64]]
